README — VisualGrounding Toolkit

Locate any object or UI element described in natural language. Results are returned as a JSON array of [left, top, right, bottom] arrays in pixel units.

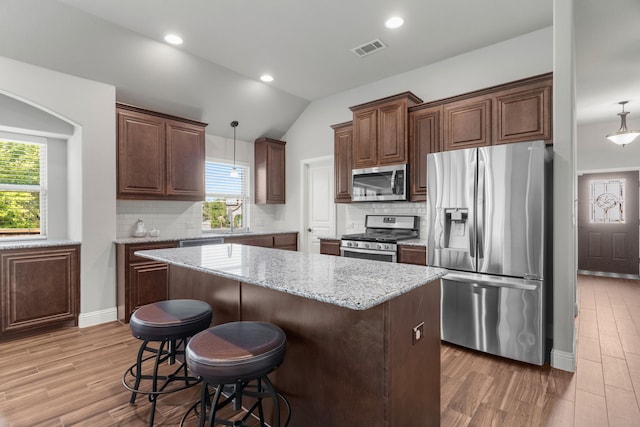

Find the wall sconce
[[606, 101, 640, 147]]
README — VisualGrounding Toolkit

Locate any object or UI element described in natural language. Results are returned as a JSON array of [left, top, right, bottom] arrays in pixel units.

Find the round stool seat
[[186, 321, 286, 385], [130, 299, 212, 341]]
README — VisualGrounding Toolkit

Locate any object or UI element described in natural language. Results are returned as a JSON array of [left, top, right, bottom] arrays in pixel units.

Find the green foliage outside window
[[0, 141, 42, 232]]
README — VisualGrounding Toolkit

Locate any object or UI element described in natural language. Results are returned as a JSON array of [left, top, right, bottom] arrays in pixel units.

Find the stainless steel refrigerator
[[426, 140, 552, 365]]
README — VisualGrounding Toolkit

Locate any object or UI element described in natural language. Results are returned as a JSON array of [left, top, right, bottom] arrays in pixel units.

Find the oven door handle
[[340, 247, 397, 262]]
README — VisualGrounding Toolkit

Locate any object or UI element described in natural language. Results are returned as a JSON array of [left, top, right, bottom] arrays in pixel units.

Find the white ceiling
[[0, 0, 638, 140], [56, 0, 553, 101]]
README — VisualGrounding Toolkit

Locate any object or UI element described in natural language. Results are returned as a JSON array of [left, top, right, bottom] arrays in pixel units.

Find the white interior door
[[302, 157, 334, 253]]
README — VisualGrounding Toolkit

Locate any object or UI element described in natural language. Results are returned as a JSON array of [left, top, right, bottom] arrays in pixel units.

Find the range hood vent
[[351, 39, 387, 57]]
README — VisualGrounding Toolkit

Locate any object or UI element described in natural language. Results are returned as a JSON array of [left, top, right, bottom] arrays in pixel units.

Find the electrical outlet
[[412, 322, 424, 345]]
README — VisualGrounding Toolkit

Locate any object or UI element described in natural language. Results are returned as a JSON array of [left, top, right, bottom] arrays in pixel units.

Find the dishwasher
[[178, 237, 224, 247]]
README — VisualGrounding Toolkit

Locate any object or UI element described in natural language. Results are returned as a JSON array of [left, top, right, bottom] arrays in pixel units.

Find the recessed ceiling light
[[164, 34, 183, 45], [260, 74, 274, 83], [385, 16, 404, 29]]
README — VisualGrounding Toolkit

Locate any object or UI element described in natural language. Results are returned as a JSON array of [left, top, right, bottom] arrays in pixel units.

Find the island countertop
[[135, 243, 446, 310]]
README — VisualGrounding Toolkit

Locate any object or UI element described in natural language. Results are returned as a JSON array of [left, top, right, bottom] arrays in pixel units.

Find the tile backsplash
[[341, 201, 427, 239], [116, 200, 203, 239]]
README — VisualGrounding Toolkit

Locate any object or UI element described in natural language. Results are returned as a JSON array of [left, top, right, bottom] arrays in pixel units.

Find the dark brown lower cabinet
[[320, 239, 341, 256], [398, 245, 427, 266], [225, 232, 298, 251], [169, 265, 441, 427], [0, 245, 80, 339], [116, 241, 177, 323]]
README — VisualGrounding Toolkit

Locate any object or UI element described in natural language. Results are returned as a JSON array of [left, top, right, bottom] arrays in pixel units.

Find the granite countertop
[[0, 239, 81, 250], [113, 230, 297, 245], [135, 244, 446, 311], [398, 238, 427, 246]]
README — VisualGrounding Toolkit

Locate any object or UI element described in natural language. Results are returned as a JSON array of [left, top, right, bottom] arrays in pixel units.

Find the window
[[202, 160, 250, 231], [589, 178, 625, 224], [0, 136, 48, 239]]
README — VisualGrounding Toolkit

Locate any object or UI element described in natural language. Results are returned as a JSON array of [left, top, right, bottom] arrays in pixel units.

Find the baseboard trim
[[551, 347, 576, 372], [78, 307, 118, 328]]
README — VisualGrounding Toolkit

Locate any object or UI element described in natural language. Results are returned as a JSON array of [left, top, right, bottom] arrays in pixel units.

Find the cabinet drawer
[[128, 242, 177, 263], [398, 245, 427, 266], [320, 239, 341, 256], [226, 235, 274, 247], [274, 233, 297, 248]]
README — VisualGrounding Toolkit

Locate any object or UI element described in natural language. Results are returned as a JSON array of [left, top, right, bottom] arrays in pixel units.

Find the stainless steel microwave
[[351, 164, 408, 202]]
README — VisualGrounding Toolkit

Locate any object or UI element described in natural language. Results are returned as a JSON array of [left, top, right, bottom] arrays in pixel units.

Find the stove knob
[[384, 244, 390, 250], [347, 242, 353, 247], [364, 243, 370, 249], [377, 243, 383, 250]]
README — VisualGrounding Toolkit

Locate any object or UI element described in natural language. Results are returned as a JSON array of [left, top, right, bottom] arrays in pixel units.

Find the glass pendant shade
[[230, 120, 239, 177], [606, 102, 640, 146]]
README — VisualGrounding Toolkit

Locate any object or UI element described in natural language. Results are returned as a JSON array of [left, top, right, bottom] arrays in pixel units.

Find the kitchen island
[[136, 243, 446, 427]]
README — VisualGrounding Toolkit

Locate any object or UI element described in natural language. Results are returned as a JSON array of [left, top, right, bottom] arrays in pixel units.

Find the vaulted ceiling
[[0, 0, 637, 140]]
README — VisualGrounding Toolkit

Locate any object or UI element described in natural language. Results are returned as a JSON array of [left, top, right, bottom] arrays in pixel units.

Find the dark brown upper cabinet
[[331, 121, 353, 203], [493, 74, 552, 145], [408, 105, 442, 201], [350, 92, 422, 169], [441, 73, 552, 152], [443, 95, 492, 151], [117, 103, 206, 201], [255, 137, 286, 204]]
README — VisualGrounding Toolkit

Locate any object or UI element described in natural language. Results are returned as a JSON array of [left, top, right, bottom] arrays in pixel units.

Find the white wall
[[0, 55, 117, 324], [578, 119, 640, 171], [282, 27, 553, 235]]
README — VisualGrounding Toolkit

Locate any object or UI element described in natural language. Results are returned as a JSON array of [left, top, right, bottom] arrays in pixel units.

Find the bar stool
[[122, 299, 213, 426], [183, 321, 289, 426]]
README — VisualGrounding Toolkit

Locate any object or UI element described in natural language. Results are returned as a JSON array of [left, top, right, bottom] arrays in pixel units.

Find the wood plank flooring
[[0, 275, 638, 426]]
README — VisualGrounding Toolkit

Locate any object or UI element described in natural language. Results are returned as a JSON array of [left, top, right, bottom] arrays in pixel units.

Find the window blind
[[0, 138, 48, 238]]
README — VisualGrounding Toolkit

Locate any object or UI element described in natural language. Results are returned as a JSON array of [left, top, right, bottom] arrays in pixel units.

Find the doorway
[[300, 156, 335, 253], [577, 170, 639, 276]]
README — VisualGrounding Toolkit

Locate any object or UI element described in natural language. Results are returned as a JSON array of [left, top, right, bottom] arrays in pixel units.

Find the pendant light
[[606, 101, 640, 147], [230, 120, 239, 177]]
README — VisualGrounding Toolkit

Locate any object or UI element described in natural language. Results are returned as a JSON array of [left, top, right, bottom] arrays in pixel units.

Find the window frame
[[202, 157, 251, 233], [0, 133, 48, 241]]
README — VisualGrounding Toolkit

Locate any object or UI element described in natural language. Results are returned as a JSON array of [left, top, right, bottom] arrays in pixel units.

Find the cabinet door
[[274, 233, 298, 251], [352, 108, 378, 169], [129, 262, 170, 315], [409, 106, 442, 201], [117, 109, 166, 197], [1, 246, 79, 334], [333, 123, 352, 203], [443, 96, 491, 151], [255, 138, 286, 204], [320, 239, 341, 256], [166, 119, 205, 200], [378, 101, 407, 165], [494, 78, 552, 145], [267, 142, 286, 203], [398, 245, 427, 266]]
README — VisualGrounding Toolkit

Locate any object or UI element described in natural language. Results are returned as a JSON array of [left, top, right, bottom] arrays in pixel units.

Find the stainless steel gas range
[[340, 215, 419, 263]]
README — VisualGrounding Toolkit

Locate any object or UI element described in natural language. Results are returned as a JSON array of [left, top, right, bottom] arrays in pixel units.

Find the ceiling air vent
[[351, 39, 387, 58]]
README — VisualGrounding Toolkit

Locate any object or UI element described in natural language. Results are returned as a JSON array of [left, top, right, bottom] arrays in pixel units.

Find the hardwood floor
[[0, 275, 638, 426]]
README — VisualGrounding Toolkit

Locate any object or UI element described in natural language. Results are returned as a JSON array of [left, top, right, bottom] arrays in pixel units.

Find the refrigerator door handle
[[444, 272, 539, 291], [476, 148, 486, 262], [468, 150, 477, 259]]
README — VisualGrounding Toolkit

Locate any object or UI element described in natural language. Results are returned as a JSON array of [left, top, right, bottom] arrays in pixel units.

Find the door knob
[[307, 228, 312, 232]]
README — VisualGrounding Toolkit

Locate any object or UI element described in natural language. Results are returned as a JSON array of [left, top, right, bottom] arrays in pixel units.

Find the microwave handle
[[391, 171, 397, 194]]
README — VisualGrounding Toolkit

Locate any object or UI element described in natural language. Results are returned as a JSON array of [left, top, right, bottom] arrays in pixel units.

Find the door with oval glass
[[578, 170, 639, 275]]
